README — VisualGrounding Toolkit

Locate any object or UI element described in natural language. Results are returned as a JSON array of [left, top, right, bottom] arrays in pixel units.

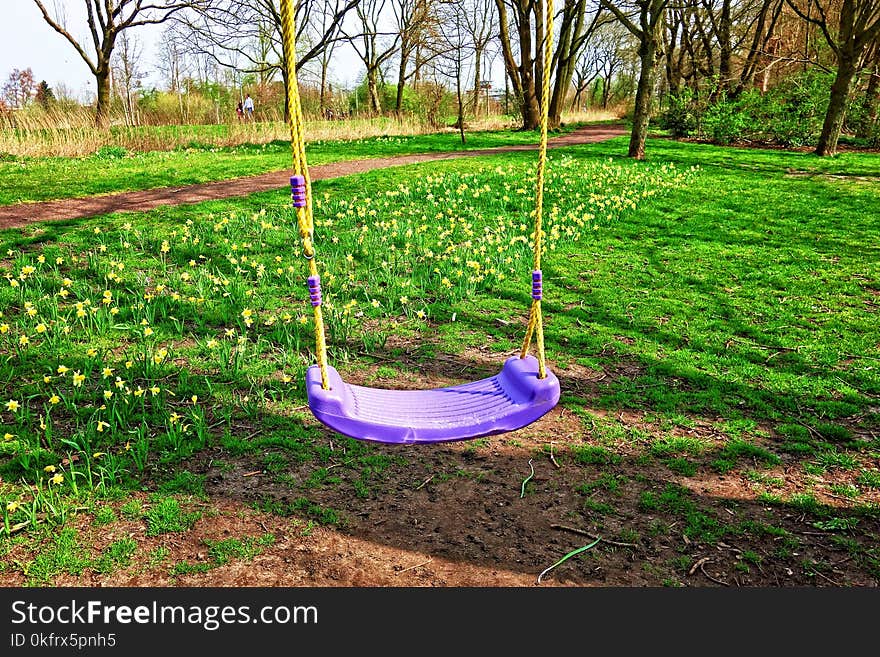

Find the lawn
[[0, 137, 877, 586], [0, 125, 578, 206]]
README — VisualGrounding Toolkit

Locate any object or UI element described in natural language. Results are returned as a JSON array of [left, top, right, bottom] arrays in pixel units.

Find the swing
[[278, 0, 560, 444]]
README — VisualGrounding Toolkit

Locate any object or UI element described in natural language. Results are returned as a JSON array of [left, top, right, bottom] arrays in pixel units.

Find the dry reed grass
[[0, 106, 620, 158]]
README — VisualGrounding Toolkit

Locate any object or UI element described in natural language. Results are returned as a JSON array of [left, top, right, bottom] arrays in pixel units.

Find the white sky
[[0, 1, 505, 102], [1, 1, 162, 99], [0, 0, 366, 101]]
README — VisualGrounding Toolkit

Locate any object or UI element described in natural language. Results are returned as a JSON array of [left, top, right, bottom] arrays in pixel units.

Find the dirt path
[[0, 124, 626, 230]]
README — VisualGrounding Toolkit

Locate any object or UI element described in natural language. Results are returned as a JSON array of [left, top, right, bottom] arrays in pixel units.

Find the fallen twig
[[549, 443, 560, 469], [810, 569, 842, 586], [396, 558, 433, 575], [700, 561, 730, 586], [550, 524, 638, 548], [243, 471, 262, 477], [521, 460, 535, 498], [415, 475, 435, 490], [688, 556, 712, 576], [536, 538, 602, 584], [5, 520, 32, 535]]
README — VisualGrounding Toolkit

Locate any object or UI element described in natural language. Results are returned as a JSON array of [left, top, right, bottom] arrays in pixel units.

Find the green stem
[[520, 459, 535, 499], [537, 538, 602, 584]]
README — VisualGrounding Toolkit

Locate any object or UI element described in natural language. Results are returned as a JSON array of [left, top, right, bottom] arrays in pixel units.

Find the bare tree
[[786, 0, 880, 155], [735, 0, 785, 93], [156, 23, 188, 94], [573, 21, 628, 108], [178, 0, 359, 119], [312, 3, 343, 114], [2, 68, 37, 108], [346, 0, 401, 114], [460, 0, 498, 117], [113, 31, 144, 126], [548, 1, 611, 126], [494, 0, 543, 129], [32, 0, 190, 126], [600, 0, 670, 158], [389, 0, 437, 115], [435, 0, 475, 141]]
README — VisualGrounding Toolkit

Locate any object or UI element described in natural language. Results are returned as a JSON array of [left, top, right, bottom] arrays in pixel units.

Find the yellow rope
[[520, 0, 554, 379], [280, 0, 330, 389]]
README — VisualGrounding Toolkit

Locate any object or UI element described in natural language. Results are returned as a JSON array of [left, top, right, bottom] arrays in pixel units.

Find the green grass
[[144, 497, 202, 536], [25, 527, 91, 585], [0, 135, 878, 583], [0, 125, 579, 205]]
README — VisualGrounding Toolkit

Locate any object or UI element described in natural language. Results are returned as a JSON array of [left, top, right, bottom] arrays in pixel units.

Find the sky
[[0, 1, 163, 99], [0, 0, 365, 101], [0, 1, 505, 103]]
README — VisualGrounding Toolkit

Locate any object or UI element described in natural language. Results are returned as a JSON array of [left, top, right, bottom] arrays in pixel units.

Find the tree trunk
[[548, 0, 584, 129], [664, 14, 681, 97], [281, 67, 291, 123], [320, 60, 329, 116], [395, 53, 408, 116], [816, 54, 857, 156], [519, 18, 540, 128], [95, 68, 111, 128], [856, 66, 879, 139], [472, 47, 483, 118], [717, 0, 732, 92], [367, 69, 382, 114], [629, 35, 657, 159], [457, 69, 467, 145]]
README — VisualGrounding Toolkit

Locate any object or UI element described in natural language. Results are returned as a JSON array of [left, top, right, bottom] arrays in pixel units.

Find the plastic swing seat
[[306, 354, 561, 445]]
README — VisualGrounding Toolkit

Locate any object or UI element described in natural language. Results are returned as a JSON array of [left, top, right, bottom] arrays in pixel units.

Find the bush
[[660, 70, 834, 147], [759, 69, 831, 146], [702, 93, 751, 145], [660, 88, 701, 137]]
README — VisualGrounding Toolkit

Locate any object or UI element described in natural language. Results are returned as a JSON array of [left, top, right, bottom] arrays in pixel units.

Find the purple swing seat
[[305, 354, 560, 445]]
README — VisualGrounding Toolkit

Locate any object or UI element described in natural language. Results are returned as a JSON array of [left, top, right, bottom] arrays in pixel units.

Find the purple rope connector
[[290, 175, 307, 208], [307, 275, 322, 307], [531, 270, 543, 300]]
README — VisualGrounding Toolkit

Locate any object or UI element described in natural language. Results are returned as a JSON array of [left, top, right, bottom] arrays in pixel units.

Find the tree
[[495, 0, 542, 129], [35, 80, 55, 109], [346, 0, 401, 114], [113, 31, 144, 125], [2, 68, 36, 108], [390, 0, 437, 116], [435, 0, 475, 142], [573, 21, 628, 109], [855, 50, 879, 138], [460, 0, 498, 118], [735, 0, 785, 94], [786, 0, 880, 155], [548, 1, 611, 127], [600, 0, 670, 158], [178, 0, 358, 119], [33, 1, 189, 126]]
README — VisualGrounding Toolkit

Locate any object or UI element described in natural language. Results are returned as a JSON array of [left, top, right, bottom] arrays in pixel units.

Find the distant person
[[244, 94, 254, 120], [236, 100, 244, 121]]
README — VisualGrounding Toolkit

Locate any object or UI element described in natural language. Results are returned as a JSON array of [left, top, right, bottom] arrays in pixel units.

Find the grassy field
[[0, 137, 878, 586], [0, 126, 580, 206]]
